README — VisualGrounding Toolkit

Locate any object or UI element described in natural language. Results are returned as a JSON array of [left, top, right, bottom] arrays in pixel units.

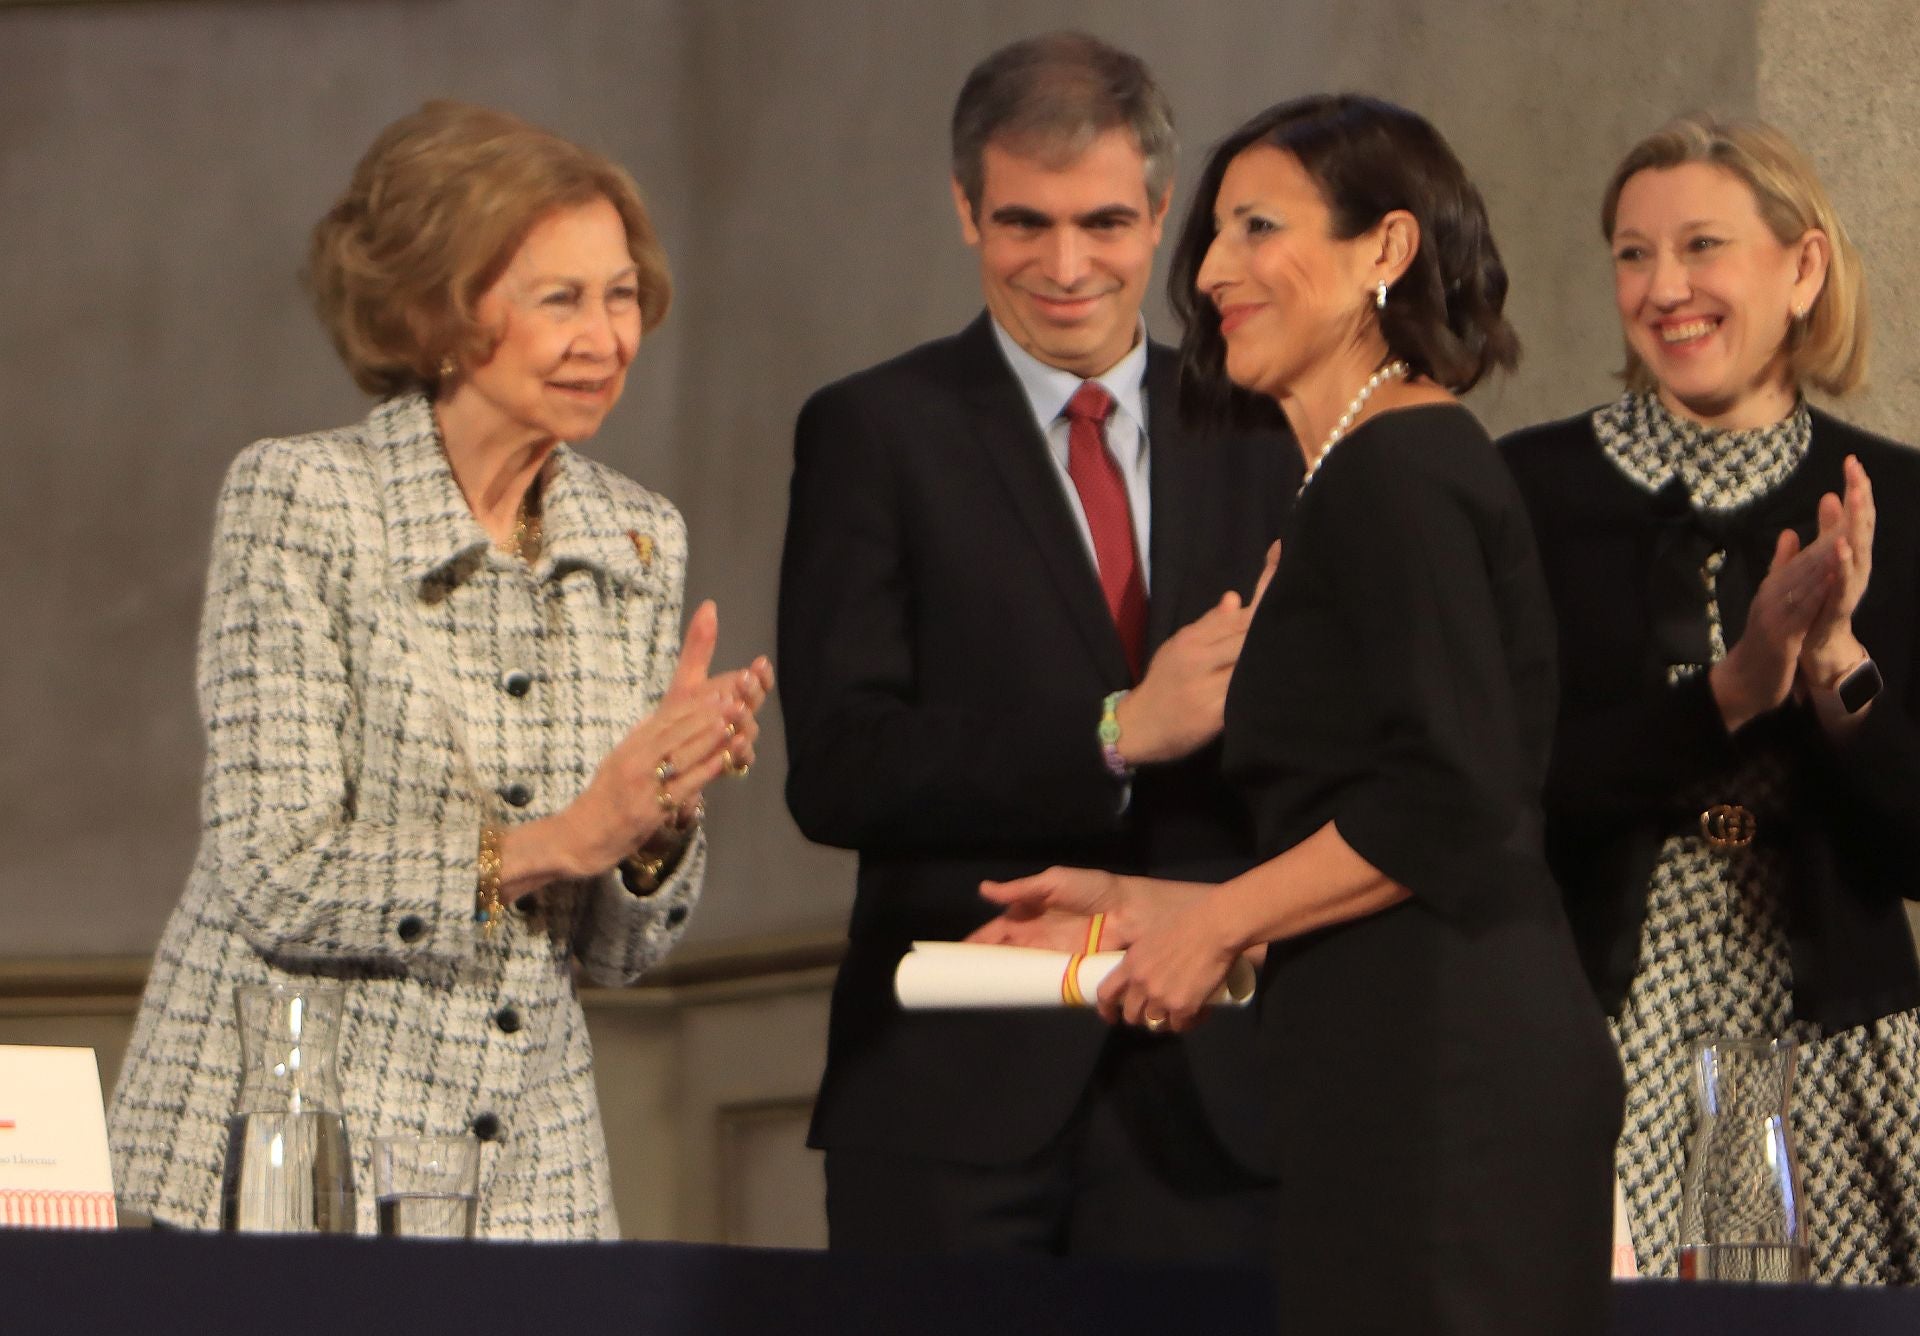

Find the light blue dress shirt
[[988, 318, 1153, 589]]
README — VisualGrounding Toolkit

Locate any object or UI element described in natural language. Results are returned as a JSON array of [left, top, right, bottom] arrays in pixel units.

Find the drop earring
[[1375, 282, 1388, 311]]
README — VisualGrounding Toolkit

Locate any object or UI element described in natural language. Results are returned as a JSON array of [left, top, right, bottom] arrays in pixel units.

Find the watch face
[[1838, 658, 1885, 714]]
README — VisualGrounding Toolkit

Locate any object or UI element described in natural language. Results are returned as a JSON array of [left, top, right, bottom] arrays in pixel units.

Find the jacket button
[[501, 670, 533, 698], [397, 915, 426, 943], [501, 782, 532, 808], [495, 1006, 522, 1034], [472, 1113, 501, 1142], [666, 905, 689, 927]]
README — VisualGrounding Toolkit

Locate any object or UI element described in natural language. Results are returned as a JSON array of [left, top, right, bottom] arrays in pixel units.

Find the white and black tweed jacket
[[108, 392, 702, 1238]]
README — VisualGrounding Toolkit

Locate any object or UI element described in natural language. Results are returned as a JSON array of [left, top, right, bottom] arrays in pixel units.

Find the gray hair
[[950, 31, 1175, 214]]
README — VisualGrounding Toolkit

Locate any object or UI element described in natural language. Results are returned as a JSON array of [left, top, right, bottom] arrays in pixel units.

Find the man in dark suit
[[777, 31, 1296, 1259]]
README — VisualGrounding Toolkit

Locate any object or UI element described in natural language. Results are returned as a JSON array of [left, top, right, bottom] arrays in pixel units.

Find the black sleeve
[[1542, 673, 1739, 822], [1498, 425, 1741, 823], [1306, 436, 1543, 921], [775, 383, 1125, 855]]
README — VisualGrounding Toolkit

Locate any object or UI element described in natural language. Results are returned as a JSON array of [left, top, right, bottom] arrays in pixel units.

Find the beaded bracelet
[[1098, 690, 1133, 779]]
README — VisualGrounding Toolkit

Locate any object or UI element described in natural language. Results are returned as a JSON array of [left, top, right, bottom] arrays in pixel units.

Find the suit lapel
[[954, 315, 1133, 683], [1144, 342, 1203, 649]]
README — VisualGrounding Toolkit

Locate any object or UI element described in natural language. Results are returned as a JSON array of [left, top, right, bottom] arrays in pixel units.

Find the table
[[5, 1230, 1919, 1334]]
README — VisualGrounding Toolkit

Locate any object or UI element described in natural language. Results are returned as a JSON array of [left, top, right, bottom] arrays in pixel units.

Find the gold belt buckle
[[1700, 803, 1757, 851]]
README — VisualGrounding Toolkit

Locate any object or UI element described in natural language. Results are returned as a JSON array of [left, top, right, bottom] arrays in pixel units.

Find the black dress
[[1223, 405, 1623, 1334]]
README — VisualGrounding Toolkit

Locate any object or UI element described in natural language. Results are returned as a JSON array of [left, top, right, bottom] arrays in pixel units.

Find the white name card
[[0, 1045, 117, 1229]]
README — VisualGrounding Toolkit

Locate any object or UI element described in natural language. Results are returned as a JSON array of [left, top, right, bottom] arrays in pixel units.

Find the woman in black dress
[[1500, 114, 1920, 1283], [981, 96, 1622, 1334]]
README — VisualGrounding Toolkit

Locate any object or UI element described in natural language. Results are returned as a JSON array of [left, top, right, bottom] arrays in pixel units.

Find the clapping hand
[[1800, 454, 1875, 686], [558, 601, 773, 876], [1710, 525, 1839, 732]]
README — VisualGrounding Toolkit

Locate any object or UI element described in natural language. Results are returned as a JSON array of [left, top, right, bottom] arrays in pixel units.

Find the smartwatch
[[1833, 656, 1885, 715]]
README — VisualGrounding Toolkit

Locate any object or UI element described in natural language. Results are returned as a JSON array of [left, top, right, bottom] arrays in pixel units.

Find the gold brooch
[[629, 531, 654, 566]]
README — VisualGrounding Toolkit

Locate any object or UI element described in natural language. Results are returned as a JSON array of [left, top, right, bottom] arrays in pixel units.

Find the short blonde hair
[[1600, 113, 1867, 396], [306, 100, 672, 398]]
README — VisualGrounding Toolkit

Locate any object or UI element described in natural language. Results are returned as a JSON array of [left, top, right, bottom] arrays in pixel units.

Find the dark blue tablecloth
[[3, 1230, 1918, 1334]]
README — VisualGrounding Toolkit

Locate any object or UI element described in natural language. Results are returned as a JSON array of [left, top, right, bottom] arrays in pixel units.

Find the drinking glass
[[374, 1135, 480, 1240]]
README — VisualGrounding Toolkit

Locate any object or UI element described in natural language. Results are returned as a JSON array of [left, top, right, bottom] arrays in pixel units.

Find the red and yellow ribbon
[[1060, 914, 1108, 1007]]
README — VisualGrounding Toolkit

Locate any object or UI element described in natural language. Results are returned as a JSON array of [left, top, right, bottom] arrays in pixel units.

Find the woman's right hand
[[1710, 527, 1840, 732], [551, 601, 761, 878], [1799, 455, 1875, 686]]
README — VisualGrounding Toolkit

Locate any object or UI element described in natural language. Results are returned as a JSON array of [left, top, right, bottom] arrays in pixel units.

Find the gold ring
[[726, 753, 751, 778], [1143, 1014, 1169, 1033], [655, 784, 677, 812], [724, 722, 738, 739], [654, 758, 678, 784]]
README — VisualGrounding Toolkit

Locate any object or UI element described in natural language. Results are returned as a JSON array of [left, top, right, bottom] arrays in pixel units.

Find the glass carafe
[[219, 983, 356, 1234], [1676, 1036, 1808, 1281]]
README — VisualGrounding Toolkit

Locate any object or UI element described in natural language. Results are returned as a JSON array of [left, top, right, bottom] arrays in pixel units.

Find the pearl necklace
[[1297, 360, 1409, 495]]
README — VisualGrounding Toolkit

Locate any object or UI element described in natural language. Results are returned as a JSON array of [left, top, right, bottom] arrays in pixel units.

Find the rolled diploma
[[894, 941, 1256, 1010]]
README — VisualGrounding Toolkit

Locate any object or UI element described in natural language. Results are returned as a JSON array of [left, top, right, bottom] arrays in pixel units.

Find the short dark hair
[[950, 31, 1175, 215], [1168, 95, 1519, 428]]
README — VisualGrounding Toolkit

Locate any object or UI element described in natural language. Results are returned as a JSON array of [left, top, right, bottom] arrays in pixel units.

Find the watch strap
[[1835, 656, 1885, 715]]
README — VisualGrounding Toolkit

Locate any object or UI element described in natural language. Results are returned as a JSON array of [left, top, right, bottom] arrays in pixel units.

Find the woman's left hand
[[1800, 454, 1875, 683], [979, 867, 1241, 1032], [1093, 895, 1243, 1033]]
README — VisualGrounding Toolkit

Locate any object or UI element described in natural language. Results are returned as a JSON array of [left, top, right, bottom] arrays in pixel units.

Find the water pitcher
[[220, 983, 356, 1233], [1676, 1036, 1808, 1281]]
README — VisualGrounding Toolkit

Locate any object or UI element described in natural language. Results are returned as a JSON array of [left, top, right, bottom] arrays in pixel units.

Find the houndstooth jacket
[[108, 392, 702, 1238]]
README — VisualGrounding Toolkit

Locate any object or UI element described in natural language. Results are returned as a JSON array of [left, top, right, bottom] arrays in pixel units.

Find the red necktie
[[1063, 381, 1147, 679]]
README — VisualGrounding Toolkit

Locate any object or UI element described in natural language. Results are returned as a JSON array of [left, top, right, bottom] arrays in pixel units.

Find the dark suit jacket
[[1500, 407, 1920, 1031], [778, 314, 1296, 1168]]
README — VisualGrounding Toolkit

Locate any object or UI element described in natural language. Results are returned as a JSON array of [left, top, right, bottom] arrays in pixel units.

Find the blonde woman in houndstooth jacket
[[1501, 115, 1920, 1282], [107, 101, 774, 1238]]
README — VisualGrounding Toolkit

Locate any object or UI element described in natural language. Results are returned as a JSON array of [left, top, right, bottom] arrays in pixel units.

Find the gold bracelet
[[618, 848, 670, 896], [476, 822, 505, 937], [619, 816, 697, 897], [668, 796, 705, 834]]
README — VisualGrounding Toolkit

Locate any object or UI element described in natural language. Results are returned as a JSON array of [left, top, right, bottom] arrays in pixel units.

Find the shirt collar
[[1590, 390, 1812, 514], [988, 316, 1151, 457], [367, 392, 657, 593]]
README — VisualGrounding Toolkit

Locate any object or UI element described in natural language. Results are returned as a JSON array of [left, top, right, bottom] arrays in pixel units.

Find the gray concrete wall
[[1759, 0, 1920, 437], [0, 0, 1798, 960]]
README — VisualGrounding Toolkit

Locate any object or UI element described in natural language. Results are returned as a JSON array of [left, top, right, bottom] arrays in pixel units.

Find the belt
[[1662, 803, 1787, 852]]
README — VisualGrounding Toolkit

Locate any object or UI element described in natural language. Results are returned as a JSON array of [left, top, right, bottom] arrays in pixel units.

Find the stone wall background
[[2, 0, 1792, 958]]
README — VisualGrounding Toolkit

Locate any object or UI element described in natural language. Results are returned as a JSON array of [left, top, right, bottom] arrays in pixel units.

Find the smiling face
[[456, 195, 643, 445], [1610, 161, 1826, 429], [1195, 144, 1379, 402], [953, 126, 1169, 377]]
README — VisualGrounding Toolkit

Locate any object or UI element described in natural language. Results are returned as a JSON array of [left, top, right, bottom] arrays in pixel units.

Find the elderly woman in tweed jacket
[[107, 102, 773, 1239]]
